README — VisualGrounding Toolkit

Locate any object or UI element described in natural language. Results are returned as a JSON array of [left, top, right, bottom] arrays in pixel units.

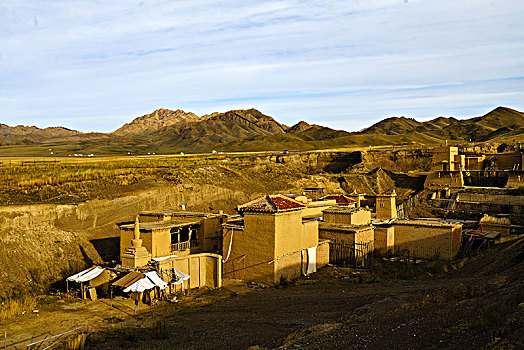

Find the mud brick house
[[319, 223, 374, 246], [320, 191, 462, 261], [322, 206, 371, 226], [390, 219, 462, 260], [425, 146, 524, 189], [222, 194, 330, 284], [117, 211, 224, 290], [119, 210, 227, 257]]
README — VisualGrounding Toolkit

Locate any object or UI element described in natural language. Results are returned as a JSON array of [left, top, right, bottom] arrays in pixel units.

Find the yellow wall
[[272, 213, 318, 283], [197, 216, 226, 252], [465, 157, 484, 170], [432, 146, 459, 171], [392, 223, 462, 260], [151, 228, 171, 258], [302, 200, 337, 218], [158, 253, 222, 291], [374, 226, 394, 255], [486, 152, 523, 170], [323, 212, 350, 225], [319, 229, 356, 243], [316, 240, 330, 267], [376, 196, 396, 220], [222, 213, 277, 284], [223, 210, 326, 284], [323, 209, 371, 225], [120, 228, 134, 258]]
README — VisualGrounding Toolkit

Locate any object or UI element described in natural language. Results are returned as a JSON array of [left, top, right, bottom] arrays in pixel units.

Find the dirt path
[[1, 296, 143, 349], [86, 276, 481, 350]]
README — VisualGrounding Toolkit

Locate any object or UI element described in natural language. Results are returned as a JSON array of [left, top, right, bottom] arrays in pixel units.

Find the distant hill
[[157, 109, 288, 152], [114, 108, 199, 135], [358, 107, 524, 143], [287, 121, 312, 133], [0, 106, 522, 155], [0, 124, 107, 146]]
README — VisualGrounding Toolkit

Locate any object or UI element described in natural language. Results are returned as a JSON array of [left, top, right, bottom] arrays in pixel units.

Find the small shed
[[66, 266, 111, 300]]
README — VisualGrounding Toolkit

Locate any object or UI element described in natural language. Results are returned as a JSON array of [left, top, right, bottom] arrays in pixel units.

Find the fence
[[329, 240, 373, 268], [25, 326, 84, 350], [397, 194, 420, 218]]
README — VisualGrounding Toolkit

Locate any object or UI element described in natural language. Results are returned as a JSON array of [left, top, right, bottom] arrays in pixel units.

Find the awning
[[112, 271, 145, 288], [67, 266, 105, 283], [123, 271, 168, 293]]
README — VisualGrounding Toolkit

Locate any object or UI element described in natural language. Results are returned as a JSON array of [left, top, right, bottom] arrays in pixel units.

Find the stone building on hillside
[[222, 194, 330, 284], [425, 145, 524, 189]]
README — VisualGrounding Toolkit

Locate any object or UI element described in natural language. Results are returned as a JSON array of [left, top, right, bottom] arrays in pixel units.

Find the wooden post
[[198, 256, 201, 287], [187, 258, 191, 295], [110, 286, 113, 307], [66, 280, 69, 293]]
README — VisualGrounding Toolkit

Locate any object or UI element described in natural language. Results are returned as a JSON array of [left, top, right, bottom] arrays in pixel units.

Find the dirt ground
[[2, 238, 523, 350]]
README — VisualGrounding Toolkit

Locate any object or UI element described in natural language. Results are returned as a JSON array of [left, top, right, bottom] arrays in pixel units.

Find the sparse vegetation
[[0, 295, 37, 322]]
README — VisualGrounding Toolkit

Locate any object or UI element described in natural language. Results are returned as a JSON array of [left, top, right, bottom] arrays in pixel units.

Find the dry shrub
[[61, 332, 88, 350], [0, 295, 38, 322]]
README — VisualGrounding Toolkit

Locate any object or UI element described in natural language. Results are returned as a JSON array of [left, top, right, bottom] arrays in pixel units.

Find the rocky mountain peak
[[114, 108, 199, 135]]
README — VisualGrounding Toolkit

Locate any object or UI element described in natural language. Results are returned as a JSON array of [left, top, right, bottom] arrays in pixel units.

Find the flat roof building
[[223, 194, 329, 284]]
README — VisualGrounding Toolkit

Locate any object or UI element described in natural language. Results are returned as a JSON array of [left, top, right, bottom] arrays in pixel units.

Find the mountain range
[[0, 106, 523, 156]]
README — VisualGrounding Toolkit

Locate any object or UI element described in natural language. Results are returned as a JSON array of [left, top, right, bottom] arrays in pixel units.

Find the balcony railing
[[171, 241, 190, 252], [190, 239, 199, 248]]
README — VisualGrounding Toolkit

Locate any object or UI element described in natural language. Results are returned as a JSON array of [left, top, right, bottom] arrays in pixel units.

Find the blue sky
[[1, 0, 523, 132]]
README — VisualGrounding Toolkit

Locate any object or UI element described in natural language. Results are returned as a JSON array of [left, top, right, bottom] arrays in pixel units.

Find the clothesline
[[267, 246, 315, 265]]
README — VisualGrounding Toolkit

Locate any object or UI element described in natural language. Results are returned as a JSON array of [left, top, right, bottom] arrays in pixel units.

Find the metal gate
[[329, 240, 373, 268]]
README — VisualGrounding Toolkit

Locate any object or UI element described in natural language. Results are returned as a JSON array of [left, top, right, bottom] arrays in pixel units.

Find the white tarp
[[152, 255, 179, 262], [123, 271, 168, 293], [173, 268, 190, 285], [306, 246, 317, 274], [67, 266, 105, 283]]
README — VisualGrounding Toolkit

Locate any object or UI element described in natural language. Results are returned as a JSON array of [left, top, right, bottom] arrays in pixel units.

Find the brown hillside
[[287, 121, 312, 133], [359, 106, 524, 142], [1, 106, 522, 154], [113, 108, 199, 135], [0, 124, 108, 146], [160, 109, 287, 152]]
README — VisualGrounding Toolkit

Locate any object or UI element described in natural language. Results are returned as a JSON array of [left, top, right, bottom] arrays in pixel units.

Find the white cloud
[[0, 0, 523, 132]]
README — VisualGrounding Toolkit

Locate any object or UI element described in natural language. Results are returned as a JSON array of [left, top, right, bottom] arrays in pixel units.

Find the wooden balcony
[[171, 241, 190, 252]]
